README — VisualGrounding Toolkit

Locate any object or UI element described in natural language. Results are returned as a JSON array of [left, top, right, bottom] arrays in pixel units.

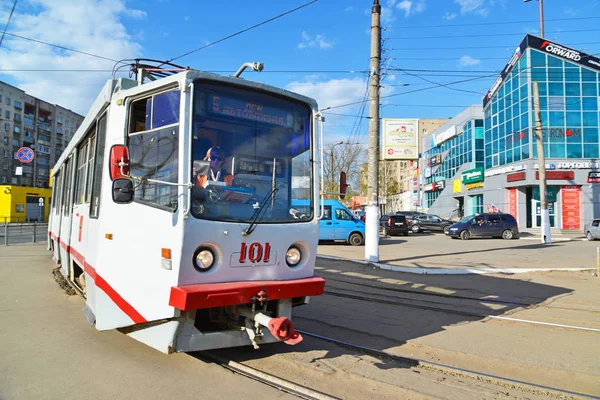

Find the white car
[[584, 218, 600, 241]]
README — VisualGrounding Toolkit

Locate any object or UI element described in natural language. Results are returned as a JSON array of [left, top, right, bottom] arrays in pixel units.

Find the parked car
[[395, 211, 427, 229], [584, 218, 600, 241], [381, 214, 409, 236], [319, 200, 365, 246], [446, 213, 519, 240], [409, 214, 454, 234]]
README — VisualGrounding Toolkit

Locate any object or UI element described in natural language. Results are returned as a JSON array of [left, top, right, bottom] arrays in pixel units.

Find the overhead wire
[[161, 0, 318, 65], [384, 15, 600, 29], [387, 28, 600, 40], [0, 0, 17, 48]]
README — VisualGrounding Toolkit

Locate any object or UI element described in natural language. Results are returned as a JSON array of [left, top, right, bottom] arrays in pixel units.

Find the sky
[[1, 0, 600, 145]]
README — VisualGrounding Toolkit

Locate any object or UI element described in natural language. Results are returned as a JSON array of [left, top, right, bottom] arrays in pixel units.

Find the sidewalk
[[317, 233, 599, 275], [518, 228, 586, 242]]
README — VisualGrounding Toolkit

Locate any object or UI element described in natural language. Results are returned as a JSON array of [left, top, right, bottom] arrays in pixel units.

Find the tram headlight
[[286, 247, 301, 267], [193, 248, 214, 271]]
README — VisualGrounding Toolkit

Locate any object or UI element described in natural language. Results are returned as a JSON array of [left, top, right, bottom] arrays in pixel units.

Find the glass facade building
[[484, 37, 600, 169], [425, 34, 600, 230], [421, 106, 484, 210]]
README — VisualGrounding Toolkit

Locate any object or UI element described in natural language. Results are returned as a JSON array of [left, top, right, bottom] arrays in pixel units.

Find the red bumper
[[169, 277, 326, 311]]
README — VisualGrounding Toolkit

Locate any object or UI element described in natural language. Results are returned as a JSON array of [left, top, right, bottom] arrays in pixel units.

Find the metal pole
[[366, 0, 381, 263], [539, 0, 545, 38], [4, 220, 7, 246], [33, 221, 37, 243], [533, 81, 551, 244]]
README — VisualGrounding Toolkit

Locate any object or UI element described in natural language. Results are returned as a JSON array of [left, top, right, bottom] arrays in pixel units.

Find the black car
[[381, 214, 409, 236], [446, 213, 519, 240], [409, 214, 454, 234]]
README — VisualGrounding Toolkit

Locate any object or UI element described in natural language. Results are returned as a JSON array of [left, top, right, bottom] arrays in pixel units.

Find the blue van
[[319, 200, 365, 246]]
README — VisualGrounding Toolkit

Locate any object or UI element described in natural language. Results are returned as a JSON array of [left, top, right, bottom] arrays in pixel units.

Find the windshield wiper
[[243, 187, 279, 236]]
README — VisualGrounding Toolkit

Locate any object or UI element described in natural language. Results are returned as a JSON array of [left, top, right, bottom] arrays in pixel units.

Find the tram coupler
[[239, 306, 303, 349]]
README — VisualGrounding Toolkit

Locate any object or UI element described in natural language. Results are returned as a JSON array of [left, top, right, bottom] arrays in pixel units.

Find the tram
[[47, 60, 326, 353]]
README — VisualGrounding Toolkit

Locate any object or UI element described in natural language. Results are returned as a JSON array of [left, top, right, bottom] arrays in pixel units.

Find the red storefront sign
[[507, 171, 526, 182], [561, 185, 580, 230], [508, 188, 517, 220], [536, 171, 574, 180]]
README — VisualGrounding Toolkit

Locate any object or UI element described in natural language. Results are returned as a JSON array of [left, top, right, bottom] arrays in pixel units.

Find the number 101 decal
[[239, 242, 271, 263]]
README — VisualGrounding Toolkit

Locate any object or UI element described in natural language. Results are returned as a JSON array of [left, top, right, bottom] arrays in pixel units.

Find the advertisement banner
[[382, 119, 418, 160], [562, 185, 581, 229], [508, 188, 517, 219]]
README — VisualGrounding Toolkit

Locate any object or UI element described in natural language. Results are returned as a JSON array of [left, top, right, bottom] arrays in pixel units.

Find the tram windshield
[[190, 81, 313, 223]]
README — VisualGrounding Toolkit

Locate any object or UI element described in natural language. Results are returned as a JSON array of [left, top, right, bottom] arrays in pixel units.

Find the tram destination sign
[[208, 94, 293, 127]]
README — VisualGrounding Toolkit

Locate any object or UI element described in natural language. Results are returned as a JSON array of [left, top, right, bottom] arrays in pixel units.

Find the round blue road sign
[[17, 147, 35, 163]]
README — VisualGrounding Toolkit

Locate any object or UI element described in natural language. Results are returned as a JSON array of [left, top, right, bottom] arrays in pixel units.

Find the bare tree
[[323, 142, 366, 200]]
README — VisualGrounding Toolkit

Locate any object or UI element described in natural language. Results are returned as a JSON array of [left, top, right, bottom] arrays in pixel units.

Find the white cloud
[[344, 6, 353, 12], [443, 12, 458, 20], [0, 0, 143, 115], [297, 32, 333, 50], [458, 56, 481, 66], [396, 0, 426, 17], [454, 0, 487, 15]]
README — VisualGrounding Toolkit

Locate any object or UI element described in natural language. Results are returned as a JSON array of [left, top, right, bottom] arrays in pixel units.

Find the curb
[[519, 237, 587, 242], [316, 255, 595, 275]]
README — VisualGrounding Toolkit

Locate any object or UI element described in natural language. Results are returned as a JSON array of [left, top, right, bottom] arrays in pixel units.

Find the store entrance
[[532, 200, 556, 228]]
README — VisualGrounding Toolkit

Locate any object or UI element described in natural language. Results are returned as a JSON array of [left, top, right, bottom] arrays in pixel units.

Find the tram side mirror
[[339, 171, 349, 200], [112, 178, 134, 204], [109, 145, 130, 180]]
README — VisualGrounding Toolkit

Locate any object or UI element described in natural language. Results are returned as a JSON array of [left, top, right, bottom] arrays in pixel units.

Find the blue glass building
[[423, 35, 600, 230]]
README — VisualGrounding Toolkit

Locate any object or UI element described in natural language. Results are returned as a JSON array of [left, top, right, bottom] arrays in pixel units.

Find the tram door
[[532, 200, 556, 228]]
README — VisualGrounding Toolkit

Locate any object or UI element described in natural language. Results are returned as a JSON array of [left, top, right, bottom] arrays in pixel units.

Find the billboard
[[382, 119, 418, 160]]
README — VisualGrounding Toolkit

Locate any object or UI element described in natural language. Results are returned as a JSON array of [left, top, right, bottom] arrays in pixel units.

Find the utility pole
[[533, 81, 551, 244], [524, 0, 544, 38], [365, 0, 381, 262]]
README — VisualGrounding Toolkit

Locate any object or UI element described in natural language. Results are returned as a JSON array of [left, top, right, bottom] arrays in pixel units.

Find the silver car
[[584, 218, 600, 241]]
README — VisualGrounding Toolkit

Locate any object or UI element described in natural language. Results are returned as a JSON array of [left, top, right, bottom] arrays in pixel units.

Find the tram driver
[[193, 146, 234, 188]]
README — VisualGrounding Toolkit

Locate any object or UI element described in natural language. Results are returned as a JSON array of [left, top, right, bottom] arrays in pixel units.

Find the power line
[[387, 28, 600, 40], [387, 41, 600, 51], [384, 16, 600, 29], [2, 32, 120, 63], [163, 0, 318, 65], [0, 0, 17, 48]]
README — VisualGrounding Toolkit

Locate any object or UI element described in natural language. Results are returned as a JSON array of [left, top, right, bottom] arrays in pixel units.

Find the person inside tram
[[193, 146, 234, 188]]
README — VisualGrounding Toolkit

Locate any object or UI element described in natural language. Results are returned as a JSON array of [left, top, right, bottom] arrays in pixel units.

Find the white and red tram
[[48, 62, 325, 353]]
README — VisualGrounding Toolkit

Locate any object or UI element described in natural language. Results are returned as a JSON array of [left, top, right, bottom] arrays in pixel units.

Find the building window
[[12, 139, 19, 146], [5, 97, 10, 105], [3, 123, 7, 131], [2, 137, 7, 145], [14, 100, 21, 109], [14, 113, 21, 122], [5, 110, 9, 119]]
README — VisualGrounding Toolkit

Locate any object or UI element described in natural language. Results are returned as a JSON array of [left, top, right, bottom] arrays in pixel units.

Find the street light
[[524, 0, 544, 38]]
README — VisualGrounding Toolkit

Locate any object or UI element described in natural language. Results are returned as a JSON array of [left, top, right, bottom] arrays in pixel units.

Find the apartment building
[[0, 81, 84, 187]]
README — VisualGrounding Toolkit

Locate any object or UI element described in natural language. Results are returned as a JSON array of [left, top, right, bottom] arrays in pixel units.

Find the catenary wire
[[387, 28, 600, 40], [0, 0, 17, 48], [384, 15, 600, 29], [161, 0, 318, 65]]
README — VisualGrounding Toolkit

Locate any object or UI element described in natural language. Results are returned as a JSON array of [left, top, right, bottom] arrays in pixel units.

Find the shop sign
[[453, 179, 462, 194], [507, 171, 526, 182], [533, 186, 558, 202], [428, 154, 442, 167], [425, 180, 445, 192], [527, 34, 600, 73], [485, 164, 526, 177], [535, 171, 574, 180], [433, 126, 457, 146], [587, 171, 600, 183], [466, 182, 483, 190], [535, 161, 600, 169], [462, 167, 484, 184], [424, 167, 432, 178]]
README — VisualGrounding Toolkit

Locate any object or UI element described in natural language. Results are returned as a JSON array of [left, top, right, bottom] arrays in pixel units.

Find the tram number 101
[[239, 242, 271, 263]]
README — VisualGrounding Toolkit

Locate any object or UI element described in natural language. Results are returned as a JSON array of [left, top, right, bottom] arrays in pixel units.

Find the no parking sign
[[17, 147, 35, 163]]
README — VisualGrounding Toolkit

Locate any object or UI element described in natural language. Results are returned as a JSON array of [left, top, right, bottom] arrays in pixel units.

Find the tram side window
[[128, 89, 180, 211], [74, 125, 96, 205], [90, 114, 107, 218], [62, 157, 73, 216]]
